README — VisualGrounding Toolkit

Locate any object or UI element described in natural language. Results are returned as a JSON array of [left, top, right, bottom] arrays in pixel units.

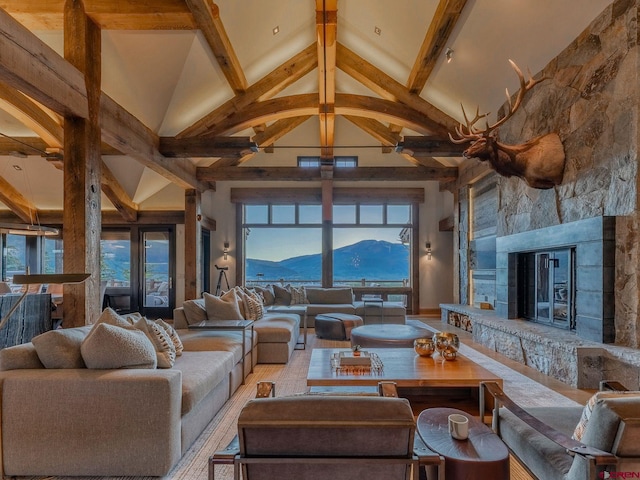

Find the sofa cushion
[[254, 315, 298, 342], [305, 304, 356, 316], [0, 342, 44, 370], [204, 291, 243, 320], [306, 287, 353, 304], [81, 323, 157, 369], [179, 330, 254, 365], [31, 325, 92, 369], [134, 317, 176, 368], [183, 298, 207, 325], [156, 319, 184, 356], [173, 350, 235, 415]]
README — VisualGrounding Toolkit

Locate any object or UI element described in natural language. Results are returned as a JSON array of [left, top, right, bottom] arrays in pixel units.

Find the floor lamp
[[0, 273, 90, 331]]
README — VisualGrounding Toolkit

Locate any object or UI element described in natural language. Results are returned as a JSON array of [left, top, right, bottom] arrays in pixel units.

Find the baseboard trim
[[418, 308, 441, 317]]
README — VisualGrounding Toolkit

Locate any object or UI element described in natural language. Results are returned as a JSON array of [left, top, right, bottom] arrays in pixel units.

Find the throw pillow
[[183, 298, 207, 325], [32, 325, 92, 369], [82, 307, 133, 345], [203, 290, 244, 320], [134, 317, 176, 368], [243, 289, 265, 321], [572, 390, 639, 441], [253, 285, 275, 305], [289, 285, 309, 305], [81, 323, 157, 369], [233, 286, 249, 319], [155, 319, 184, 356], [272, 284, 292, 305]]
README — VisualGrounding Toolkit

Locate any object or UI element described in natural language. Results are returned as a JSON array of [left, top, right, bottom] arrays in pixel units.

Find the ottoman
[[350, 323, 431, 348], [315, 313, 364, 340]]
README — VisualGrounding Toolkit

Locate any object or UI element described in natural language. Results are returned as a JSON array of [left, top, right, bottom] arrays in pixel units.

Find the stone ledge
[[440, 304, 640, 389]]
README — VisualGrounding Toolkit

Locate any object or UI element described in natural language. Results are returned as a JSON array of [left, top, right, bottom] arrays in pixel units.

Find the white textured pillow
[[81, 323, 157, 369], [155, 319, 184, 356], [134, 317, 176, 368], [203, 290, 243, 320]]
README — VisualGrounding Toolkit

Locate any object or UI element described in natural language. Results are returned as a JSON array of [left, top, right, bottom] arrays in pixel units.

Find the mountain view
[[246, 239, 409, 284]]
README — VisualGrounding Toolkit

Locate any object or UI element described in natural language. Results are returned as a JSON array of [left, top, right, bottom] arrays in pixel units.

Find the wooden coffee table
[[306, 348, 502, 413]]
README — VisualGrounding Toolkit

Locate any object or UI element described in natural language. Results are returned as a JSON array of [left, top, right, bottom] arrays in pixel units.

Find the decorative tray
[[330, 352, 384, 375]]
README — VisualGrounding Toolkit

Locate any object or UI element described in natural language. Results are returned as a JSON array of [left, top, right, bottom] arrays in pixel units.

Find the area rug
[[21, 327, 577, 480]]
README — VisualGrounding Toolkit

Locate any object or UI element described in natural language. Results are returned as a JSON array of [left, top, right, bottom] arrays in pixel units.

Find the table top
[[188, 319, 254, 330], [417, 407, 509, 462], [306, 348, 502, 388]]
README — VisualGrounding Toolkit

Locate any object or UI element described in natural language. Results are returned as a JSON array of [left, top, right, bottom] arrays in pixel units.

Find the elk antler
[[449, 60, 547, 144]]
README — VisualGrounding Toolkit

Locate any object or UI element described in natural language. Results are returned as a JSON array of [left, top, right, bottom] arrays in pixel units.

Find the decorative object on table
[[414, 337, 435, 357], [331, 351, 383, 374], [448, 413, 469, 440], [433, 332, 460, 360], [352, 344, 362, 356]]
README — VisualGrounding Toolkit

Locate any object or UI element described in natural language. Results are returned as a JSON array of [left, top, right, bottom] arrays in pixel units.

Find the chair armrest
[[413, 433, 443, 466], [480, 381, 618, 467], [599, 380, 629, 392], [212, 436, 240, 461], [378, 381, 399, 397], [256, 381, 275, 398]]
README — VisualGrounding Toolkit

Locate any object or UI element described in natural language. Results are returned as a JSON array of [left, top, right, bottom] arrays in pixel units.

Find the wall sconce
[[425, 242, 432, 260], [223, 241, 230, 260]]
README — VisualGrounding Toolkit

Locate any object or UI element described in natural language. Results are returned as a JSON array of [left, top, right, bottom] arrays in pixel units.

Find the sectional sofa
[[0, 304, 300, 477]]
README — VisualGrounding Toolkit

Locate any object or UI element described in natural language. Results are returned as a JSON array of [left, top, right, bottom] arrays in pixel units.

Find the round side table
[[416, 407, 509, 480]]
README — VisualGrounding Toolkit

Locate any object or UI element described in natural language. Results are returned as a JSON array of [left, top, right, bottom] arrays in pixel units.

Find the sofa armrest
[[173, 307, 189, 329], [480, 381, 617, 467], [0, 368, 183, 476]]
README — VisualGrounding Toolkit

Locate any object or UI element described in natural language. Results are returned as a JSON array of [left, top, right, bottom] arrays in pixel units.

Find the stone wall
[[486, 0, 639, 347]]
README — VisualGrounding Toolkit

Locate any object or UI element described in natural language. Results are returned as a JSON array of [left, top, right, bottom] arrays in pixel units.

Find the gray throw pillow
[[183, 298, 207, 325], [272, 284, 292, 305], [32, 325, 92, 368]]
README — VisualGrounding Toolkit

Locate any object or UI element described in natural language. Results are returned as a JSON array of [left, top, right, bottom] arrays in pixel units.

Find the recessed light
[[272, 26, 280, 35], [12, 164, 22, 170], [374, 26, 381, 36]]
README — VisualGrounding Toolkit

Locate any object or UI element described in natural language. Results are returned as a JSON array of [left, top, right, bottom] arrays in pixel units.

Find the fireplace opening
[[518, 248, 576, 330]]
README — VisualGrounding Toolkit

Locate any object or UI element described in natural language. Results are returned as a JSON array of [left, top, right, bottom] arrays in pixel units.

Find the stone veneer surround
[[496, 216, 615, 343]]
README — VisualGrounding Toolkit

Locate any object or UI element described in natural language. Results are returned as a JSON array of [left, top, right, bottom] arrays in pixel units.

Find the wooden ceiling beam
[[316, 0, 337, 159], [407, 0, 468, 94], [0, 209, 186, 225], [159, 136, 255, 158], [399, 135, 466, 157], [197, 165, 458, 182], [0, 0, 196, 30], [253, 116, 312, 149], [0, 137, 122, 156], [185, 0, 248, 94], [0, 175, 37, 223], [178, 43, 317, 138], [336, 43, 458, 136], [343, 115, 401, 147]]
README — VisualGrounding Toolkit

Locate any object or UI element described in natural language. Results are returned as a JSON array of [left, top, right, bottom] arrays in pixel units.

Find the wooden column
[[184, 189, 202, 300], [321, 166, 333, 287], [63, 0, 102, 327]]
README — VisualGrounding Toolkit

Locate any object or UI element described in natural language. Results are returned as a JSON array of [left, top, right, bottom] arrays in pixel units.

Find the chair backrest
[[237, 395, 416, 480]]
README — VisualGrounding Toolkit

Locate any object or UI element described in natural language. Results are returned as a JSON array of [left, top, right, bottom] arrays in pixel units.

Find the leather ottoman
[[315, 313, 363, 340], [350, 323, 432, 348]]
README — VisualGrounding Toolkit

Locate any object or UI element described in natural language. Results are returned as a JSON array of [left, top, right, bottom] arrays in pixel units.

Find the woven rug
[[20, 324, 578, 480]]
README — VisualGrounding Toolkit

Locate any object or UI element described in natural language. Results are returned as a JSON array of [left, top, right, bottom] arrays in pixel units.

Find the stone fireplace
[[495, 216, 615, 343]]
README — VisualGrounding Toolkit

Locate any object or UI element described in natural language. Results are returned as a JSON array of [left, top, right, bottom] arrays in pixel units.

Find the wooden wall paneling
[[184, 189, 201, 300]]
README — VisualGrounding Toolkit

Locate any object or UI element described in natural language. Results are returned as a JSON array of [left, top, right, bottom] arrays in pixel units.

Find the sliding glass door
[[140, 228, 174, 319]]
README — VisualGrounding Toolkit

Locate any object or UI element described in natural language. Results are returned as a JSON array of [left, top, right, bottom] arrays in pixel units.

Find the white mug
[[448, 413, 469, 440]]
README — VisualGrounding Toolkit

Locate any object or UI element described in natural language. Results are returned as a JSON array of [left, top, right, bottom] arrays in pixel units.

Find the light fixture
[[425, 241, 432, 260], [0, 272, 90, 331], [445, 47, 454, 63], [0, 223, 59, 236], [374, 26, 381, 36], [272, 26, 279, 35], [223, 241, 230, 260]]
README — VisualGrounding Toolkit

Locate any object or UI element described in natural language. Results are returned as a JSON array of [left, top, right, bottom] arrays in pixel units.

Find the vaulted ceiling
[[0, 0, 612, 220]]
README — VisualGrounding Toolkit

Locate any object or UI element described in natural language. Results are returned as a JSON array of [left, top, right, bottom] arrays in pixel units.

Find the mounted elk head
[[449, 60, 565, 189]]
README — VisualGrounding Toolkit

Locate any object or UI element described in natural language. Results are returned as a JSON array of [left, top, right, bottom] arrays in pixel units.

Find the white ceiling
[[0, 0, 613, 212]]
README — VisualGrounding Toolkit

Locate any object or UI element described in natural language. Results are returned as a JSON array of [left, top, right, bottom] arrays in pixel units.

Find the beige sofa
[[0, 314, 256, 477]]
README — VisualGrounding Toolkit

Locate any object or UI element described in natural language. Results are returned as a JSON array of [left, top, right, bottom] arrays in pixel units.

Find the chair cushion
[[572, 390, 640, 441]]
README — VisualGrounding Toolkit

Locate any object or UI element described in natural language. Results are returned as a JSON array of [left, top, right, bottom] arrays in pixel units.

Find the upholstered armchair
[[479, 380, 640, 480], [210, 381, 441, 480]]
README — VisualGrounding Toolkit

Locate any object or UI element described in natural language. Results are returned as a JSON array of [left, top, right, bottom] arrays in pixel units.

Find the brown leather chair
[[210, 382, 441, 480]]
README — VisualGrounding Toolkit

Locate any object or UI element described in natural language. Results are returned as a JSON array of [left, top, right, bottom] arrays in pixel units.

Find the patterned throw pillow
[[134, 317, 176, 368], [243, 289, 265, 321], [155, 319, 184, 356], [290, 285, 309, 305], [572, 390, 639, 441]]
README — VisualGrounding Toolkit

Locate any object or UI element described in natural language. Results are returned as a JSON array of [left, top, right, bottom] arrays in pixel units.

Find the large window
[[241, 203, 412, 287]]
